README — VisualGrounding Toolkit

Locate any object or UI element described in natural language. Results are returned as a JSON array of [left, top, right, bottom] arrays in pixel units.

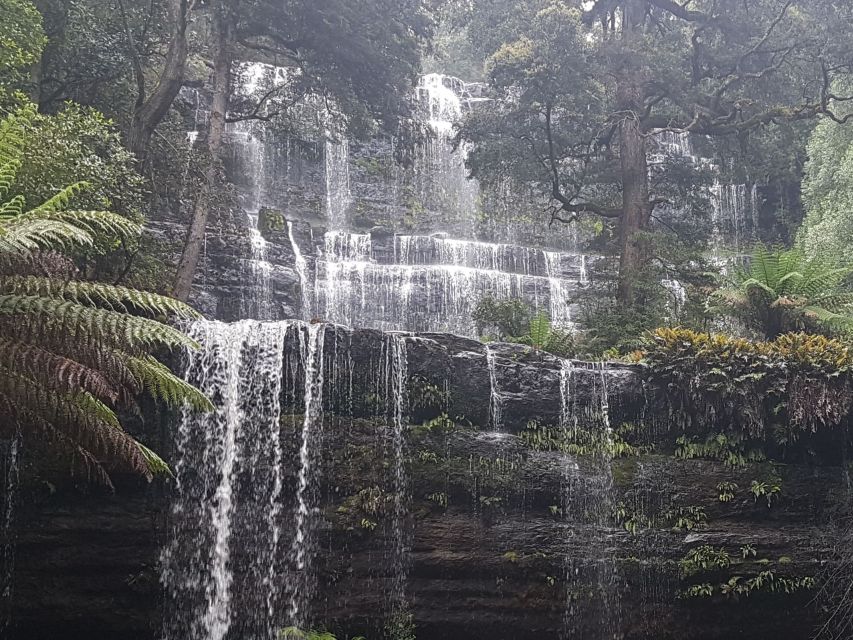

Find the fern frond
[[17, 209, 141, 241], [0, 276, 201, 319], [529, 312, 551, 349], [0, 371, 152, 480], [801, 305, 853, 330], [0, 295, 199, 351], [128, 355, 213, 411], [0, 337, 119, 403], [31, 182, 91, 214], [136, 441, 173, 477], [0, 163, 21, 201], [0, 217, 95, 255]]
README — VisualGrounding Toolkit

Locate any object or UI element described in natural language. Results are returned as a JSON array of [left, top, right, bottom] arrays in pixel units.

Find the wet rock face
[[7, 327, 846, 640]]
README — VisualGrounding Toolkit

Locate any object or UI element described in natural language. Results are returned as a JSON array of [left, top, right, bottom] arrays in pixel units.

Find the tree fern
[[0, 109, 210, 487], [713, 246, 853, 339]]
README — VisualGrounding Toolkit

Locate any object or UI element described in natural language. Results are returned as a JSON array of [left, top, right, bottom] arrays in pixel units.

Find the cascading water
[[313, 232, 588, 335], [384, 333, 411, 628], [485, 346, 503, 431], [415, 74, 480, 235], [287, 322, 326, 628], [162, 320, 293, 640], [230, 62, 277, 320], [288, 221, 310, 320], [324, 134, 352, 229], [560, 361, 623, 640]]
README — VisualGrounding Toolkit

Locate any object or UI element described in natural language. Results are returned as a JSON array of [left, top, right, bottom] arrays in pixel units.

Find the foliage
[[473, 295, 531, 339], [711, 246, 853, 339], [800, 93, 853, 264], [717, 482, 738, 503], [0, 0, 46, 106], [662, 506, 708, 532], [0, 110, 209, 486], [680, 546, 731, 578], [460, 0, 853, 304], [645, 328, 853, 438], [683, 572, 815, 600], [675, 434, 765, 469], [679, 545, 815, 600], [12, 103, 144, 221], [512, 312, 575, 358], [520, 422, 640, 459], [750, 479, 782, 508], [474, 299, 575, 357]]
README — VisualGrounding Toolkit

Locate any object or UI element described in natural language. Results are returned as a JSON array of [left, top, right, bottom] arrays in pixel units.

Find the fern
[[528, 312, 551, 349], [0, 109, 210, 486], [0, 276, 201, 319], [713, 246, 853, 338]]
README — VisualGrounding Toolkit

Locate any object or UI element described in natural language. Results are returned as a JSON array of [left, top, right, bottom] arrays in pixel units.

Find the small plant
[[612, 501, 650, 535], [479, 495, 504, 511], [675, 434, 765, 469], [740, 544, 757, 559], [717, 481, 738, 503], [427, 492, 448, 508], [679, 546, 731, 578], [750, 479, 782, 507], [681, 583, 714, 598], [409, 375, 448, 414], [663, 506, 708, 531]]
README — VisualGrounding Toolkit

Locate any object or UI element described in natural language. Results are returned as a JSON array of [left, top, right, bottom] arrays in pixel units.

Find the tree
[[461, 0, 853, 305], [712, 246, 853, 339], [173, 0, 434, 301], [0, 109, 210, 487]]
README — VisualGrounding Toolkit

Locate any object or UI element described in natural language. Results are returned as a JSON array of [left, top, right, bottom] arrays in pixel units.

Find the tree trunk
[[616, 0, 651, 306], [126, 0, 191, 162], [172, 0, 232, 302]]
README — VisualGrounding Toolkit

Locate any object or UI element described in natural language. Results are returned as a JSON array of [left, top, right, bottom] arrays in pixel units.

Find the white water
[[287, 322, 327, 627], [560, 361, 622, 640], [287, 221, 310, 320], [414, 74, 480, 235], [313, 232, 588, 335], [385, 333, 410, 619], [324, 135, 352, 229], [162, 320, 292, 640], [485, 346, 503, 431]]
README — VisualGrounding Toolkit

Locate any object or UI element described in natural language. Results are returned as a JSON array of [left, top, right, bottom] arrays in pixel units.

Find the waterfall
[[287, 323, 327, 628], [314, 232, 587, 335], [324, 135, 352, 229], [560, 361, 622, 640], [231, 62, 276, 320], [559, 359, 575, 429], [384, 334, 411, 626], [414, 74, 480, 234], [485, 346, 503, 431], [287, 221, 310, 320], [162, 320, 292, 640]]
